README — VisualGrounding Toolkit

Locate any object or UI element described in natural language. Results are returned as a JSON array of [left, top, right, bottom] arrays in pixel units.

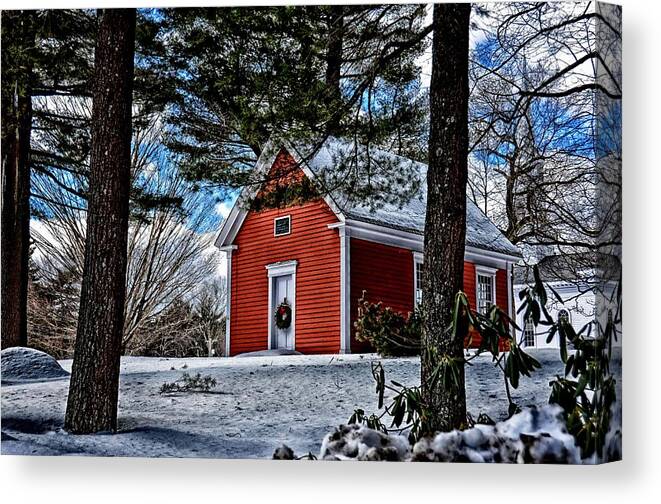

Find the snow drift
[[316, 405, 581, 463], [1, 347, 69, 383]]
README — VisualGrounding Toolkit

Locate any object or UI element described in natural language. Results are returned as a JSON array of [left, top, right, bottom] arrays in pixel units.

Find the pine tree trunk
[[421, 3, 471, 433], [64, 9, 135, 434], [325, 5, 343, 136], [1, 12, 34, 350], [325, 5, 343, 92]]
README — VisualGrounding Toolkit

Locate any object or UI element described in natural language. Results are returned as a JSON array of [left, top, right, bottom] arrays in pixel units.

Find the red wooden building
[[215, 138, 521, 356]]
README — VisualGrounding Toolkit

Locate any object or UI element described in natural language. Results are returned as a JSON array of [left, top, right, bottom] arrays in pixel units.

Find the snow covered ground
[[1, 349, 621, 459]]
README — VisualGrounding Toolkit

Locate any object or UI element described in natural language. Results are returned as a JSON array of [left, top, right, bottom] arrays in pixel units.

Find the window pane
[[477, 274, 493, 314], [415, 262, 423, 306], [523, 317, 535, 347]]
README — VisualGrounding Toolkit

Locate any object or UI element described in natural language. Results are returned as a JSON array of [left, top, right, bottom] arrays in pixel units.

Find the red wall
[[227, 149, 512, 355], [349, 238, 416, 353], [229, 151, 341, 355], [349, 239, 509, 351]]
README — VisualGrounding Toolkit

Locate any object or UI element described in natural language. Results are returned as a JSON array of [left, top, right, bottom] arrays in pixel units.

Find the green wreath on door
[[275, 299, 292, 329]]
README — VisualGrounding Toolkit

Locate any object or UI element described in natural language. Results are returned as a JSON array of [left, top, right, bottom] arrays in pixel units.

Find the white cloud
[[214, 201, 233, 219]]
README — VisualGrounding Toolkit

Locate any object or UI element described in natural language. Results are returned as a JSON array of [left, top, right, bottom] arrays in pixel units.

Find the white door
[[272, 274, 294, 350]]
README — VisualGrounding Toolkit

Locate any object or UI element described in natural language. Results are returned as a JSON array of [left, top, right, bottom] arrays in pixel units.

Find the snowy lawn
[[1, 349, 620, 459]]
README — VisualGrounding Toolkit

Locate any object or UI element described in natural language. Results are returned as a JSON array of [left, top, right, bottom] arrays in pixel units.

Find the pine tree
[[2, 9, 96, 349], [421, 3, 471, 432], [64, 8, 136, 434], [158, 5, 429, 193], [1, 11, 36, 348]]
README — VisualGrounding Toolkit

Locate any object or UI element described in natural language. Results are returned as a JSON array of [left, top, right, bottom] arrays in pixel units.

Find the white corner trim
[[506, 261, 514, 337], [338, 225, 351, 353], [223, 246, 237, 357]]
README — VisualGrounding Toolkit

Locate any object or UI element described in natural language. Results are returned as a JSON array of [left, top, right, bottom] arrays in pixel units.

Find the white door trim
[[266, 260, 298, 350]]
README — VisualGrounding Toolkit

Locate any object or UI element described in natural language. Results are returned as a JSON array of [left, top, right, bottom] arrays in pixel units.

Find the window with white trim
[[476, 270, 496, 314], [273, 215, 291, 236], [523, 316, 536, 347], [414, 260, 424, 307]]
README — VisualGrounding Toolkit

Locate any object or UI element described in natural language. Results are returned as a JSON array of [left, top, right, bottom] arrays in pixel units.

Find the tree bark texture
[[421, 3, 471, 432], [325, 5, 344, 136], [325, 5, 343, 93], [64, 9, 136, 434], [1, 12, 34, 350]]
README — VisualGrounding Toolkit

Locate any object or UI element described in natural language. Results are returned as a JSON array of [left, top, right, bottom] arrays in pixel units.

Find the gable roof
[[216, 137, 521, 259]]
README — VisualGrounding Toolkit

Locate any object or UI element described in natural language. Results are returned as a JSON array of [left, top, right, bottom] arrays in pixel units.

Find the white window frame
[[475, 265, 498, 315], [413, 251, 424, 307], [273, 215, 291, 237], [523, 316, 536, 347]]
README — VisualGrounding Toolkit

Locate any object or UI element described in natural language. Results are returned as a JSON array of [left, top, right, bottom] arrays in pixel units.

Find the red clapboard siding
[[229, 150, 341, 355], [349, 238, 415, 353], [349, 241, 508, 351]]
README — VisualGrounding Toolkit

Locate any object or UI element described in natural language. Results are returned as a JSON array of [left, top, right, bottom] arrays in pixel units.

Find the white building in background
[[513, 254, 620, 349]]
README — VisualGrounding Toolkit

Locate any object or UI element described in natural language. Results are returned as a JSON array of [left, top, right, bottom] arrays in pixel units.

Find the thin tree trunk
[[1, 12, 34, 349], [421, 3, 471, 433], [65, 8, 135, 434]]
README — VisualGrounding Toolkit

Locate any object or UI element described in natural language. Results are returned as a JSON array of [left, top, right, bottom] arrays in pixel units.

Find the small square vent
[[274, 215, 291, 236]]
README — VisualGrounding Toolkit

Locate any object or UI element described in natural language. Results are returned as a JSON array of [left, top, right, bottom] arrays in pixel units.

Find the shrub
[[354, 292, 422, 357], [159, 372, 217, 394], [350, 289, 539, 443], [518, 267, 621, 460]]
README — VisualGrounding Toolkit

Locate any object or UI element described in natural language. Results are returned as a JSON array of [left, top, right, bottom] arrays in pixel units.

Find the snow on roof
[[294, 137, 521, 258]]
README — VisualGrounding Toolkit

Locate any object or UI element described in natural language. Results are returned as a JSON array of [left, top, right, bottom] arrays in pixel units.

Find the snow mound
[[320, 424, 411, 461], [1, 347, 69, 383], [273, 444, 295, 460], [412, 405, 580, 463], [317, 405, 580, 463], [235, 349, 303, 358]]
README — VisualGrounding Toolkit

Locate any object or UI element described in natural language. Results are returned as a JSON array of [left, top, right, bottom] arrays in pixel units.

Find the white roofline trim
[[331, 219, 520, 270], [214, 141, 281, 248], [465, 246, 522, 264], [215, 137, 521, 264], [215, 140, 346, 249], [342, 218, 424, 252]]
